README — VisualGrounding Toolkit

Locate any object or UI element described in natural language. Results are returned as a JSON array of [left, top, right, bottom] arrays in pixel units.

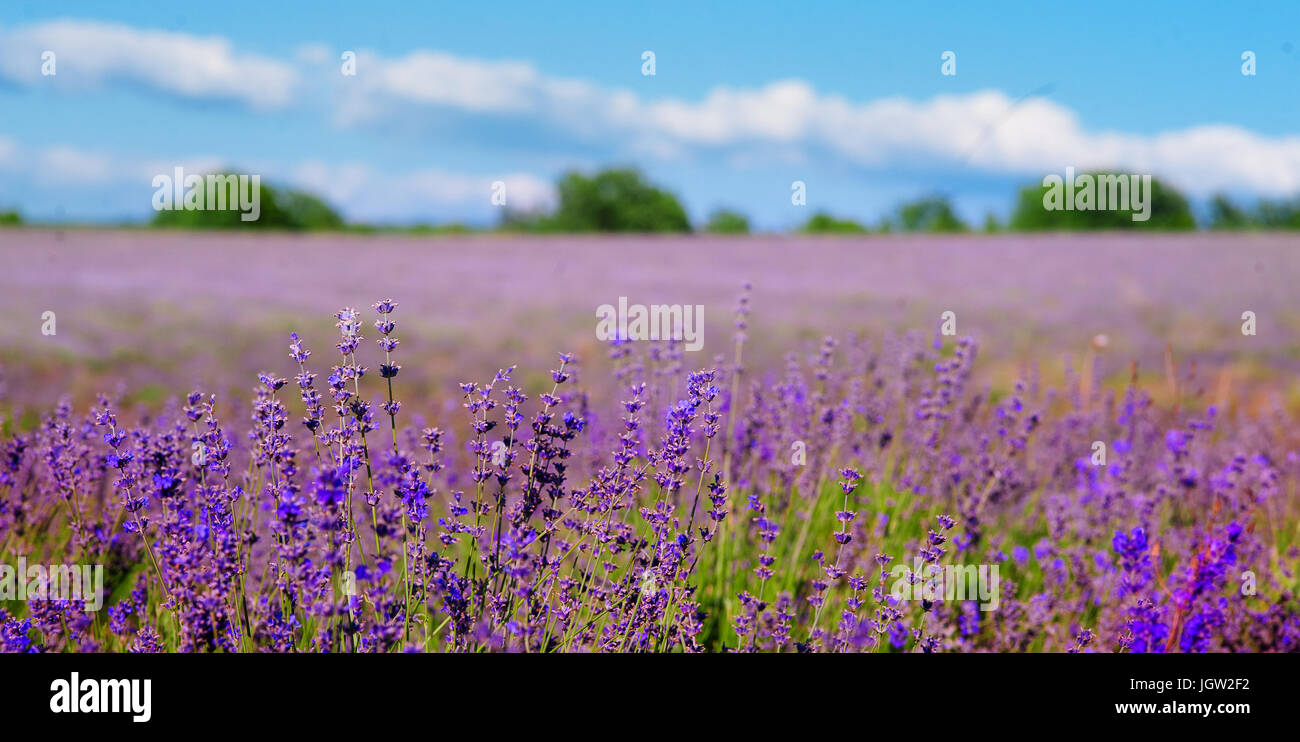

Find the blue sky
[[2, 1, 1298, 226]]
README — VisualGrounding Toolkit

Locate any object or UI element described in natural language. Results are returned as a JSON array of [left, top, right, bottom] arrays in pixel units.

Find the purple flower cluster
[[1, 286, 1298, 654]]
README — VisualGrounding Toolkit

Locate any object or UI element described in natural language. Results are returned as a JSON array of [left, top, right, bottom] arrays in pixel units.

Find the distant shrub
[[150, 173, 343, 231], [1208, 195, 1253, 230], [801, 211, 869, 234], [1206, 194, 1300, 231], [1009, 172, 1195, 231], [894, 196, 968, 233], [279, 190, 346, 231], [521, 168, 691, 233], [401, 223, 476, 235], [0, 210, 21, 226], [703, 208, 751, 234], [1253, 198, 1300, 230]]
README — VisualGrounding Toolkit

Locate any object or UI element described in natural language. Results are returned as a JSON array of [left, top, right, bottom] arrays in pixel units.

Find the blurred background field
[[1, 228, 1297, 429]]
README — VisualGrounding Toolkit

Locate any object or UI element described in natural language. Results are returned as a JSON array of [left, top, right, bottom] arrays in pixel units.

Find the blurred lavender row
[[1, 230, 1296, 417]]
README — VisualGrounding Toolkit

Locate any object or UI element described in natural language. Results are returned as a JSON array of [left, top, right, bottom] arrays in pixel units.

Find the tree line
[[2, 167, 1299, 233]]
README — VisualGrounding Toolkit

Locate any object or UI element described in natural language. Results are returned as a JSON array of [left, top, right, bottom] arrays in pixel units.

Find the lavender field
[[1, 229, 1298, 652]]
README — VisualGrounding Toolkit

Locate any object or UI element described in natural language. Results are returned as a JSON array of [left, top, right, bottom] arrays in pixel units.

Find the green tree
[[1208, 194, 1253, 230], [1009, 172, 1196, 230], [703, 208, 751, 234], [1254, 198, 1300, 230], [537, 168, 691, 232], [151, 172, 343, 230], [0, 210, 21, 226], [279, 190, 346, 230], [982, 212, 1001, 233], [800, 211, 869, 234], [894, 196, 968, 233]]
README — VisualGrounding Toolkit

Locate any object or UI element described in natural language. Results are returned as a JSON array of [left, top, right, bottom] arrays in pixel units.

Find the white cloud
[[643, 80, 820, 145], [341, 51, 1300, 196], [0, 20, 298, 108], [0, 137, 553, 222], [0, 137, 16, 169], [651, 86, 1300, 195], [294, 43, 332, 66], [3, 18, 1299, 199], [3, 142, 229, 186], [374, 52, 541, 113], [290, 161, 555, 221], [35, 146, 114, 184]]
